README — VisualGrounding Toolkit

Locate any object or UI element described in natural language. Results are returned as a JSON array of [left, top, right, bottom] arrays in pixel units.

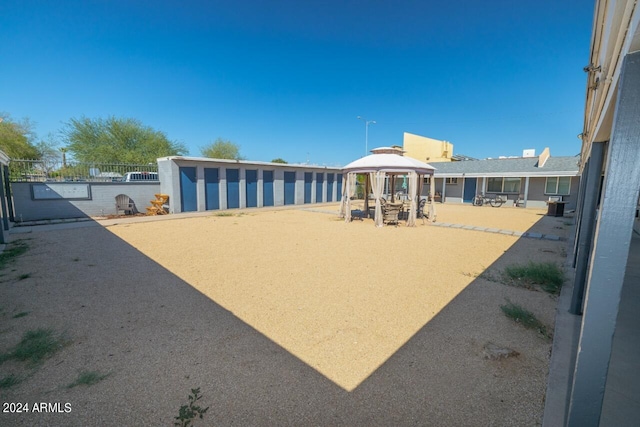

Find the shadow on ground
[[0, 213, 569, 426]]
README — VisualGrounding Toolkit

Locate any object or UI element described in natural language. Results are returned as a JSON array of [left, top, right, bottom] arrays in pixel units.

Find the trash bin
[[547, 201, 566, 217]]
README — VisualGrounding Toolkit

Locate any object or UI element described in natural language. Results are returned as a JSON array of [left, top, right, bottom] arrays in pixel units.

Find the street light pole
[[357, 116, 376, 156]]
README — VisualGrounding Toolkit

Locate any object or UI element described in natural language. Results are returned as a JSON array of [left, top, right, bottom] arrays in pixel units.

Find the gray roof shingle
[[428, 155, 579, 177]]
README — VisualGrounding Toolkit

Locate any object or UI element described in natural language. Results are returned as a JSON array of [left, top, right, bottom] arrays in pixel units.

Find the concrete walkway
[[301, 207, 564, 241], [543, 232, 640, 426], [430, 221, 563, 241], [600, 232, 640, 426]]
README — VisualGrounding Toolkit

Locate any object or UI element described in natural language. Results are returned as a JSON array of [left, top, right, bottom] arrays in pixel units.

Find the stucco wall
[[526, 178, 548, 208], [526, 177, 579, 210], [432, 175, 580, 210], [12, 182, 160, 222], [403, 133, 453, 163], [442, 178, 463, 202]]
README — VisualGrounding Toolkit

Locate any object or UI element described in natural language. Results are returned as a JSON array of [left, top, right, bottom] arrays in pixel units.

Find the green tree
[[0, 114, 40, 159], [271, 158, 287, 164], [200, 138, 243, 160], [35, 133, 62, 177], [63, 116, 187, 163]]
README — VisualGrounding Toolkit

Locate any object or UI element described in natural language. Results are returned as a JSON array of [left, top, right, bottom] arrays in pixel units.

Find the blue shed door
[[304, 173, 313, 204], [463, 178, 477, 203], [180, 167, 197, 212], [263, 170, 274, 207], [246, 169, 258, 208], [227, 168, 240, 209], [326, 173, 334, 202], [336, 174, 343, 201], [284, 171, 296, 205], [204, 168, 219, 210], [316, 173, 324, 203]]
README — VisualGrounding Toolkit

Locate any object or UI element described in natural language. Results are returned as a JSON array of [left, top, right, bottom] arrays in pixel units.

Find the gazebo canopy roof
[[342, 150, 435, 174]]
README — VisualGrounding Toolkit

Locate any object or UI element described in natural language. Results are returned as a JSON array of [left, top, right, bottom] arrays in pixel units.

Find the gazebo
[[339, 147, 436, 227]]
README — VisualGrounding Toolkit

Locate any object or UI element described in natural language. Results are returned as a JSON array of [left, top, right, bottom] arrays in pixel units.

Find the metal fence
[[9, 159, 159, 183]]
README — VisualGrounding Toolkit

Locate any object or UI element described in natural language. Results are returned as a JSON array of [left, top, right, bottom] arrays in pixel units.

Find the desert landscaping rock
[[483, 342, 521, 360], [0, 203, 568, 426]]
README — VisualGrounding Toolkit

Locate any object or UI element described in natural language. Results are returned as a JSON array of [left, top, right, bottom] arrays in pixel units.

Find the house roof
[[159, 156, 343, 171], [581, 0, 640, 163], [342, 152, 435, 174], [429, 155, 580, 178]]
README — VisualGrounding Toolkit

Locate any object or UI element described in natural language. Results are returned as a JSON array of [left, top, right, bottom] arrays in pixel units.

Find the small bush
[[501, 301, 552, 340], [0, 374, 22, 389], [0, 328, 66, 365], [504, 262, 564, 294], [12, 311, 29, 319], [0, 241, 29, 270], [67, 371, 109, 388], [175, 388, 209, 427]]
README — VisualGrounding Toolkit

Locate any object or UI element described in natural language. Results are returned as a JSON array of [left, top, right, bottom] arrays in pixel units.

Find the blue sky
[[1, 0, 594, 166]]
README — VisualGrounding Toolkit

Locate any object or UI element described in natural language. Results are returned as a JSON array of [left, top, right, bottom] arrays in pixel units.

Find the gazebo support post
[[391, 175, 396, 202], [429, 174, 436, 221], [364, 174, 370, 218], [430, 174, 435, 200], [417, 174, 423, 221]]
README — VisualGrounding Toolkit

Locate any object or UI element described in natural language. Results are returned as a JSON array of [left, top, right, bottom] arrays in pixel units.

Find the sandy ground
[[0, 203, 571, 426]]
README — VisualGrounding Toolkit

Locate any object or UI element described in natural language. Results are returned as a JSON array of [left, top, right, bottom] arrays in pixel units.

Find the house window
[[545, 177, 571, 195], [503, 177, 521, 193], [445, 178, 458, 184], [487, 177, 521, 193], [487, 178, 502, 193]]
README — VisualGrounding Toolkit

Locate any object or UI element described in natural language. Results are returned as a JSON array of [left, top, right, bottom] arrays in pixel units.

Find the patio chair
[[514, 194, 525, 207], [350, 209, 364, 221], [382, 202, 402, 227], [115, 194, 135, 215], [416, 198, 427, 223], [429, 192, 442, 203], [374, 197, 386, 218]]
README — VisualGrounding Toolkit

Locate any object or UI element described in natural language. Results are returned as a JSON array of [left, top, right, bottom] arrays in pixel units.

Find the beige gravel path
[[0, 203, 570, 426]]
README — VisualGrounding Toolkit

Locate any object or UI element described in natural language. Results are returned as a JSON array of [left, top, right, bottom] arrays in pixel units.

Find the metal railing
[[9, 159, 158, 183]]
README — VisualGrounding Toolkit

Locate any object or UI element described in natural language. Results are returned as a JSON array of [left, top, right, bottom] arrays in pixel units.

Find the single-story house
[[427, 148, 580, 209]]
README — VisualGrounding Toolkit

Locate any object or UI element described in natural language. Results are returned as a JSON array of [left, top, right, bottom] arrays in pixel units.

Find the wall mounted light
[[583, 64, 602, 73]]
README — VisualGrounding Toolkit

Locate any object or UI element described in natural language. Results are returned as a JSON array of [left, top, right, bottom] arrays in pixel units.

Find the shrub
[[67, 371, 109, 388], [501, 301, 552, 340], [0, 240, 29, 270], [504, 262, 564, 294], [0, 328, 66, 365], [0, 374, 22, 389], [175, 388, 209, 427]]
